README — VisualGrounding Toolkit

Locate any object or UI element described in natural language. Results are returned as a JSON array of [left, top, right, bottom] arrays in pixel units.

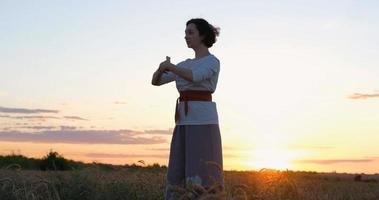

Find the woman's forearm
[[168, 64, 193, 82], [151, 69, 164, 86], [152, 63, 193, 86]]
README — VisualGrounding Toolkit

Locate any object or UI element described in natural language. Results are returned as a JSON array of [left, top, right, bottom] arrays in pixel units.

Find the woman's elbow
[[151, 80, 161, 86], [151, 77, 159, 86], [151, 75, 161, 86]]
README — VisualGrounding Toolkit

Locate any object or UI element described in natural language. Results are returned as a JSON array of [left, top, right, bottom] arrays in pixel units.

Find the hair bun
[[213, 26, 220, 37]]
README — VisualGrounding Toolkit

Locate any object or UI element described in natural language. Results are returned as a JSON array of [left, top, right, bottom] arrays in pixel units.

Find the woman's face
[[185, 23, 204, 49]]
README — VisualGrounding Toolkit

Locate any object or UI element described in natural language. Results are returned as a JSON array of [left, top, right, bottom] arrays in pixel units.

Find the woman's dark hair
[[186, 18, 220, 48]]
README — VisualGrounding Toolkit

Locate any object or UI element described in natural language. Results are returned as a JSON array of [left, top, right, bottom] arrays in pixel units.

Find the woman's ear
[[200, 35, 205, 42]]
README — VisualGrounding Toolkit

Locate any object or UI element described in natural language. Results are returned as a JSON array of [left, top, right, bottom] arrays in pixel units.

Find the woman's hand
[[158, 56, 172, 73], [155, 56, 193, 82], [152, 56, 176, 86]]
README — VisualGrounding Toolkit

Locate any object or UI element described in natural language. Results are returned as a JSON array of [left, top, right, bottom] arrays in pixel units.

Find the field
[[1, 166, 378, 200]]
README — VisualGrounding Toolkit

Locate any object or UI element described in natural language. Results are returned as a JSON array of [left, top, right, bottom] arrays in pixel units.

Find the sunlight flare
[[248, 147, 302, 171]]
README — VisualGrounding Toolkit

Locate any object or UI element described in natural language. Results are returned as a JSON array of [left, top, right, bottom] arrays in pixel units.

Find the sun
[[247, 147, 297, 171]]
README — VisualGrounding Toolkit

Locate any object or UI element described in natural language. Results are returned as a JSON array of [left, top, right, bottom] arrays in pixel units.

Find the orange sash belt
[[175, 90, 213, 123]]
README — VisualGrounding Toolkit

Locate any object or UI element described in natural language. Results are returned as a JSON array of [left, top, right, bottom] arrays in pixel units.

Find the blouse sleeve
[[157, 60, 185, 85], [191, 58, 220, 82], [158, 71, 176, 85]]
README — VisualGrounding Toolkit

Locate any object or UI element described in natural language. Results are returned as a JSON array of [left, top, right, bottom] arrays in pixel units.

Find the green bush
[[39, 150, 71, 171]]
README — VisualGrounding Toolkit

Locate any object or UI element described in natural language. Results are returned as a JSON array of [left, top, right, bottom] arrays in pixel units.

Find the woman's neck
[[193, 46, 210, 59]]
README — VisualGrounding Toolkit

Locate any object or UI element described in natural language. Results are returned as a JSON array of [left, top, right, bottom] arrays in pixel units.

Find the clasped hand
[[158, 56, 172, 73]]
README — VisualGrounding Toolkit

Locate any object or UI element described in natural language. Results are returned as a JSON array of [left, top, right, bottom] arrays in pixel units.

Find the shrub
[[39, 150, 71, 171]]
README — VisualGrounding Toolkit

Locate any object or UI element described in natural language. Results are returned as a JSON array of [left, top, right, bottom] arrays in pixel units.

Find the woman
[[151, 18, 223, 199]]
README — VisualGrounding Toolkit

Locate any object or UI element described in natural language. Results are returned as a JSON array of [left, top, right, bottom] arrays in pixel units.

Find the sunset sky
[[1, 0, 379, 174]]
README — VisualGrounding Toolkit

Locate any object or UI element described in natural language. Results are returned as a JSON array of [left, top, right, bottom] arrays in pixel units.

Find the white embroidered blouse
[[158, 54, 220, 125]]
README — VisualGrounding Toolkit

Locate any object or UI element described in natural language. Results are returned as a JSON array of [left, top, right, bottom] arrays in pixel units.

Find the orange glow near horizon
[[246, 147, 305, 171]]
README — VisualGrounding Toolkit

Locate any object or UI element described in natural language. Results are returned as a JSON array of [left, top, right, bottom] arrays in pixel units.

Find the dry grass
[[0, 163, 379, 200]]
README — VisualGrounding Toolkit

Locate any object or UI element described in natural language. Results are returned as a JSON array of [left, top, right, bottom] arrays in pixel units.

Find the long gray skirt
[[164, 124, 224, 199]]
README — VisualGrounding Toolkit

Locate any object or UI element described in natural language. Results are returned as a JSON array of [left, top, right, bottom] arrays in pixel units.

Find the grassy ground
[[0, 167, 378, 200]]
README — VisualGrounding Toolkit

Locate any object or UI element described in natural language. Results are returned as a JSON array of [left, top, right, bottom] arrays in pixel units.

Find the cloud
[[0, 115, 60, 121], [286, 144, 334, 150], [15, 123, 29, 126], [16, 116, 60, 119], [144, 147, 252, 159], [223, 146, 255, 151], [85, 153, 168, 159], [223, 153, 251, 158], [1, 114, 87, 121], [85, 152, 247, 159], [147, 147, 170, 151], [293, 159, 373, 165], [60, 126, 77, 130], [64, 116, 88, 121], [348, 92, 379, 99], [1, 125, 80, 132], [18, 126, 56, 130], [143, 129, 173, 135], [0, 106, 59, 114], [0, 129, 167, 145]]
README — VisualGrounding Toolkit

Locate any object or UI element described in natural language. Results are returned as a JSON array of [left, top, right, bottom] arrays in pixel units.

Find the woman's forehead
[[185, 23, 197, 32]]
